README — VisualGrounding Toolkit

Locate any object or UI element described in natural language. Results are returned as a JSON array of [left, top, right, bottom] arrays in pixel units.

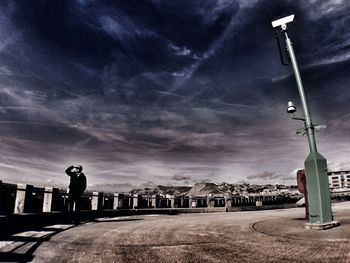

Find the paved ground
[[0, 202, 349, 262]]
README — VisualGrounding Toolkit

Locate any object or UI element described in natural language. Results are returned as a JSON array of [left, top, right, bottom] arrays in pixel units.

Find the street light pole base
[[304, 221, 340, 230]]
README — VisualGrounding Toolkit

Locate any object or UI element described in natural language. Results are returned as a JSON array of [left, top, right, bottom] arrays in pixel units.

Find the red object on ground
[[297, 169, 309, 220]]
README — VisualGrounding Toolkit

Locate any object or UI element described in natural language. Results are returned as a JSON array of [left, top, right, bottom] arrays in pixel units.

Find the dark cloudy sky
[[0, 0, 349, 189]]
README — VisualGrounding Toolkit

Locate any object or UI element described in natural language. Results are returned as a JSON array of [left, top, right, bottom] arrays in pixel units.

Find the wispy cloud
[[172, 173, 192, 181], [0, 2, 20, 53], [99, 14, 153, 40], [169, 1, 259, 90], [247, 171, 283, 181], [302, 0, 350, 21], [169, 44, 192, 56]]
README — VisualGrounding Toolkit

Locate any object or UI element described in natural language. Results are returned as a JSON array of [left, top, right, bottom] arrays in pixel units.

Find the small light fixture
[[286, 101, 297, 114]]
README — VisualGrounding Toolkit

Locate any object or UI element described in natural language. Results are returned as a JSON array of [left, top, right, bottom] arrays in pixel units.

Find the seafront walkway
[[0, 202, 349, 262]]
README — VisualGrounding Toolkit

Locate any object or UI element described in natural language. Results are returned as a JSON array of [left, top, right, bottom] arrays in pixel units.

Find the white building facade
[[328, 170, 350, 190]]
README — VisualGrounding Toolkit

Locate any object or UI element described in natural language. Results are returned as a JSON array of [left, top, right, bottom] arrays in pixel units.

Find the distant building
[[328, 170, 350, 190]]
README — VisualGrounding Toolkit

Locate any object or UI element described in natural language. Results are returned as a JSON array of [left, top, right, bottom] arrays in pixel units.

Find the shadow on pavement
[[0, 215, 145, 262], [0, 223, 78, 262]]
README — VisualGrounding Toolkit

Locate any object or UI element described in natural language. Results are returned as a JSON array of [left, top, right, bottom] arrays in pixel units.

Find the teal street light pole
[[271, 15, 339, 229]]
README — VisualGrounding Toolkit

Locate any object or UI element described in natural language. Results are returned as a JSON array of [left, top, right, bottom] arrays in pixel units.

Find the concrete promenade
[[0, 202, 349, 262]]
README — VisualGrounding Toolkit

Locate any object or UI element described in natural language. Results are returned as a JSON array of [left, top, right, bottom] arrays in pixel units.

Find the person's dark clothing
[[68, 173, 87, 195], [66, 166, 87, 212]]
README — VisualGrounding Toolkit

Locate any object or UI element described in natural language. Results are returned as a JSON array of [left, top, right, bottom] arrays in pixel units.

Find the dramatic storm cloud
[[0, 0, 349, 189]]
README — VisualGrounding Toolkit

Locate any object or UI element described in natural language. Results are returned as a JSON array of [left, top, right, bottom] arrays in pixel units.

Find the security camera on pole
[[271, 14, 339, 229]]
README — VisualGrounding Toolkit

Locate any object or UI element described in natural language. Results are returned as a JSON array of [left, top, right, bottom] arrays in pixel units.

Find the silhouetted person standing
[[66, 165, 87, 213]]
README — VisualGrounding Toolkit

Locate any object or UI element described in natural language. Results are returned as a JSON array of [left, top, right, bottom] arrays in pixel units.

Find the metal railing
[[0, 180, 302, 215]]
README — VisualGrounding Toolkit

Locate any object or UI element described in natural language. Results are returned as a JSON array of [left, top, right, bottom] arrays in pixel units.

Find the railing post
[[233, 197, 237, 205], [91, 191, 99, 210], [99, 192, 104, 210], [147, 196, 152, 208], [225, 197, 232, 208], [190, 198, 197, 208], [179, 196, 183, 208], [119, 194, 124, 209], [14, 184, 27, 214], [207, 197, 215, 208], [171, 195, 175, 208], [128, 195, 132, 209], [133, 194, 138, 209], [151, 195, 156, 208], [113, 193, 119, 209], [43, 186, 53, 212], [166, 194, 175, 208]]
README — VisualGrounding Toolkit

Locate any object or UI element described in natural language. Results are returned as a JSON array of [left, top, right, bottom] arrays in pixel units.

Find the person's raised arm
[[65, 165, 75, 176]]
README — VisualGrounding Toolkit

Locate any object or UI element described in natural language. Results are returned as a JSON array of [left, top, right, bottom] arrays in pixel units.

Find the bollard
[[91, 191, 99, 210], [14, 184, 27, 214], [43, 186, 53, 212]]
